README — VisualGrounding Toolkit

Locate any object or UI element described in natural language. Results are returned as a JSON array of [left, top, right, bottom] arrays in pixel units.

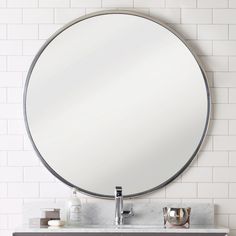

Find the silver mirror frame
[[23, 10, 211, 199]]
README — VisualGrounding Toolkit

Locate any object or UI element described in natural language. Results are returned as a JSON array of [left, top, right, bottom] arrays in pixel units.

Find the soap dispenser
[[66, 188, 82, 226]]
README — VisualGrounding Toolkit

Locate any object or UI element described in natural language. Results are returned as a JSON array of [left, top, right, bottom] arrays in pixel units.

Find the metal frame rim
[[23, 10, 211, 200]]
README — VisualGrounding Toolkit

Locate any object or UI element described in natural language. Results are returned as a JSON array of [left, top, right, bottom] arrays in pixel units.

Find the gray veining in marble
[[23, 200, 214, 226], [81, 201, 214, 225]]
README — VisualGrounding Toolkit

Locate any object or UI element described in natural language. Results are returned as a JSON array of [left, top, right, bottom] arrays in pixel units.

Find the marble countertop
[[14, 225, 229, 233]]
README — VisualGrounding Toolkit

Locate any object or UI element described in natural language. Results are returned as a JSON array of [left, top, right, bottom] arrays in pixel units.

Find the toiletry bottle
[[66, 188, 82, 226]]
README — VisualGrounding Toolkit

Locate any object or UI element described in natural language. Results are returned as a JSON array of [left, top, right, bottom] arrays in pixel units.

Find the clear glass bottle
[[66, 188, 81, 226]]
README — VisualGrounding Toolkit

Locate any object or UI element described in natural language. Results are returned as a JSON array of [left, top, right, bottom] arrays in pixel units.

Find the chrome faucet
[[114, 186, 132, 225]]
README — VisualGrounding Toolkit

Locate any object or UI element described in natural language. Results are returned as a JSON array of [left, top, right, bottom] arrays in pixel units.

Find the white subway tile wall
[[0, 0, 236, 235]]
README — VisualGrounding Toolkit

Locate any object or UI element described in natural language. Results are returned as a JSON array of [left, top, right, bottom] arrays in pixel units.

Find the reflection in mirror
[[24, 11, 210, 198]]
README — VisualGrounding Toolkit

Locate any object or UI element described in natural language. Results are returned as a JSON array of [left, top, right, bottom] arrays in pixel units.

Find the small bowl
[[163, 207, 191, 227]]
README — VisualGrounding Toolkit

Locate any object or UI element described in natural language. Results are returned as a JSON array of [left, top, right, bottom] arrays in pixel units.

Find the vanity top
[[14, 225, 229, 234]]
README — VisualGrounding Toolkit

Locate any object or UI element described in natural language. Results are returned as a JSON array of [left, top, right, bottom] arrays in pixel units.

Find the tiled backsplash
[[0, 0, 236, 235]]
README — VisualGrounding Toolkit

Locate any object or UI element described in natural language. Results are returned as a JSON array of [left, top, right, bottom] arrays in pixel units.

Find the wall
[[0, 0, 235, 235]]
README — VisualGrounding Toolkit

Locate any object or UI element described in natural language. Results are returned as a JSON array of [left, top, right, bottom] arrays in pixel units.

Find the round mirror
[[24, 11, 210, 198]]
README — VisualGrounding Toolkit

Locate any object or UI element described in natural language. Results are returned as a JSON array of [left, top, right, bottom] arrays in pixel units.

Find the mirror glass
[[24, 11, 210, 198]]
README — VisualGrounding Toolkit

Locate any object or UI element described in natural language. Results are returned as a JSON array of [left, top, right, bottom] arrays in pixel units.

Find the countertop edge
[[13, 225, 230, 233]]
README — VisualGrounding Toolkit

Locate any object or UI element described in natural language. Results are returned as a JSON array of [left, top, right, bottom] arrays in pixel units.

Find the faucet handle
[[122, 208, 134, 217], [115, 186, 122, 197]]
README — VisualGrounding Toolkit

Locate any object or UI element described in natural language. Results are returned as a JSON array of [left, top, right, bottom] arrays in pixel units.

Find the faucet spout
[[115, 186, 123, 225], [114, 186, 133, 225]]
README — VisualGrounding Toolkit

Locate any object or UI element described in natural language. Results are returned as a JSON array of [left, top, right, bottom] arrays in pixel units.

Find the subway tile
[[7, 56, 33, 72], [0, 151, 7, 166], [0, 0, 6, 8], [230, 120, 236, 136], [213, 167, 236, 182], [0, 167, 23, 182], [213, 9, 236, 24], [215, 214, 229, 228], [39, 24, 62, 39], [0, 104, 22, 119], [198, 183, 228, 198], [7, 88, 23, 103], [7, 214, 22, 229], [8, 120, 26, 135], [229, 25, 236, 40], [188, 40, 212, 56], [0, 56, 6, 71], [0, 229, 14, 236], [198, 0, 228, 8], [0, 9, 22, 23], [0, 72, 22, 87], [149, 198, 182, 204], [39, 0, 70, 8], [102, 0, 133, 7], [24, 167, 55, 182], [8, 183, 39, 198], [8, 25, 38, 40], [182, 9, 212, 24], [23, 40, 45, 56], [182, 167, 212, 182], [229, 183, 236, 198], [230, 57, 236, 71], [207, 119, 228, 135], [172, 24, 197, 39], [214, 136, 236, 151], [214, 72, 236, 88], [214, 104, 236, 119], [0, 41, 21, 55], [0, 183, 7, 198], [213, 41, 236, 56], [23, 9, 54, 24], [198, 25, 228, 40], [0, 215, 7, 229], [134, 0, 165, 8], [214, 199, 236, 214], [0, 199, 22, 213], [8, 151, 39, 166], [0, 24, 6, 39], [0, 88, 6, 103], [150, 9, 181, 24], [0, 135, 22, 150], [0, 120, 7, 134], [181, 198, 213, 204], [230, 230, 236, 236], [230, 0, 236, 7], [198, 151, 228, 167], [40, 183, 70, 198], [71, 0, 101, 7], [54, 8, 85, 24], [0, 0, 236, 220], [229, 152, 236, 166], [200, 56, 228, 72], [211, 88, 228, 103], [229, 88, 236, 103], [166, 0, 196, 8], [229, 215, 236, 229], [7, 0, 38, 8], [166, 183, 197, 198]]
